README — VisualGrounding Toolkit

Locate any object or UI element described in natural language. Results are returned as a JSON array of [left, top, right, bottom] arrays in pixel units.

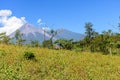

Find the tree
[[49, 29, 57, 47], [48, 29, 57, 47], [42, 40, 52, 48], [85, 22, 94, 39], [2, 35, 11, 44], [84, 22, 98, 49], [30, 40, 40, 47], [0, 32, 11, 44], [42, 29, 57, 48], [15, 30, 25, 45]]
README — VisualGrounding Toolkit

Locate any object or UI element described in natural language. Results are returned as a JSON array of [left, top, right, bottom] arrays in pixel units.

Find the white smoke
[[37, 18, 42, 25]]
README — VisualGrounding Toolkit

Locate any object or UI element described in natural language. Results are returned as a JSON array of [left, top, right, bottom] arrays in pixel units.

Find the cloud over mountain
[[0, 10, 26, 35], [0, 10, 12, 17]]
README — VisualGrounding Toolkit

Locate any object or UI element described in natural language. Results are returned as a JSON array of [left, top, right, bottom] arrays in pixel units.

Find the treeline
[[0, 29, 58, 47], [76, 22, 120, 55], [54, 21, 120, 55], [0, 18, 120, 55]]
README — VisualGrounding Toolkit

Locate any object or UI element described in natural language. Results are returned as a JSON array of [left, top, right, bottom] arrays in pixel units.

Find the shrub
[[54, 39, 73, 50], [42, 40, 52, 48], [24, 52, 35, 60]]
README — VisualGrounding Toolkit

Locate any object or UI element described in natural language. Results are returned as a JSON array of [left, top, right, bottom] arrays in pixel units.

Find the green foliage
[[42, 40, 52, 48], [85, 22, 98, 39], [15, 30, 21, 40], [55, 39, 73, 50], [78, 22, 120, 54], [2, 35, 11, 44], [49, 29, 57, 46], [30, 40, 40, 47], [15, 30, 25, 45], [0, 32, 6, 39], [0, 32, 11, 44], [84, 22, 99, 48], [42, 29, 57, 48], [24, 51, 35, 60], [85, 22, 94, 39], [79, 28, 120, 54]]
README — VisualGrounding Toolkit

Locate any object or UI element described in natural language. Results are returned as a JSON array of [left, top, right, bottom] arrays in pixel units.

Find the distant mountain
[[10, 23, 51, 43], [56, 28, 84, 41], [9, 23, 85, 43]]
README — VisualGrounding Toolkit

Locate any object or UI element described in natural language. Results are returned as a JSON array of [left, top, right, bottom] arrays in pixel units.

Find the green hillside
[[0, 45, 120, 80]]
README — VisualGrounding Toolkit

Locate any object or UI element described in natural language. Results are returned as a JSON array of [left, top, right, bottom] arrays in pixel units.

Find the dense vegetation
[[76, 22, 120, 54], [0, 45, 120, 80], [0, 17, 120, 79], [1, 18, 120, 55]]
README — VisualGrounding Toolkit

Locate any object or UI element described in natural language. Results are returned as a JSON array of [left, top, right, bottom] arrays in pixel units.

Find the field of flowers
[[0, 44, 120, 80]]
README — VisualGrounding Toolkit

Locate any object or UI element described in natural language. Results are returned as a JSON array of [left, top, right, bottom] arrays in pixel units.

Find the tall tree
[[85, 22, 94, 39], [2, 35, 11, 44], [15, 30, 25, 45], [49, 29, 57, 46], [84, 22, 98, 45], [0, 32, 10, 44]]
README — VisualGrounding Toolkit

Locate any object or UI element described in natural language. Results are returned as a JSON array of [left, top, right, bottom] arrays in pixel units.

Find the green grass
[[0, 44, 120, 80]]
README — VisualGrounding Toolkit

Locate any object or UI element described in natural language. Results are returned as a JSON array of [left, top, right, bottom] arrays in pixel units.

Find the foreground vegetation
[[0, 44, 120, 80]]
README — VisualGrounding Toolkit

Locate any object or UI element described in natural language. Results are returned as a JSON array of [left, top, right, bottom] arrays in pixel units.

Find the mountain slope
[[56, 28, 84, 41], [10, 24, 51, 43], [9, 23, 84, 43]]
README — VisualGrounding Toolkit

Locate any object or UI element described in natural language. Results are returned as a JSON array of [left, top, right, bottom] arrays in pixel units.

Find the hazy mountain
[[10, 23, 51, 43], [56, 28, 84, 41], [9, 23, 85, 43]]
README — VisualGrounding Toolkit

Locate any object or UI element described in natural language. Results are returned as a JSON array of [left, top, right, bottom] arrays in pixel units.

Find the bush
[[54, 39, 73, 50], [42, 40, 52, 48], [24, 52, 35, 60]]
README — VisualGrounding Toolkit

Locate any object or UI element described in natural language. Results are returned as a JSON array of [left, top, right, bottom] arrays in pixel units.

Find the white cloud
[[0, 9, 26, 35], [0, 10, 12, 17]]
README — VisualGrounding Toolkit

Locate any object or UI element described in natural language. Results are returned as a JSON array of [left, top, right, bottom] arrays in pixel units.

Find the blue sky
[[0, 0, 120, 33]]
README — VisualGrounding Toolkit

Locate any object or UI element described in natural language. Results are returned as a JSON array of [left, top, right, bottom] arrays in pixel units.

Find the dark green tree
[[84, 22, 98, 51], [85, 22, 94, 39]]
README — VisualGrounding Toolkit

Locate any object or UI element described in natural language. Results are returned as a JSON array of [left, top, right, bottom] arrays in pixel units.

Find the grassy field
[[0, 44, 120, 80]]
